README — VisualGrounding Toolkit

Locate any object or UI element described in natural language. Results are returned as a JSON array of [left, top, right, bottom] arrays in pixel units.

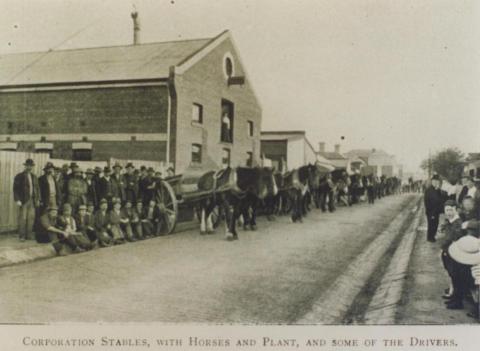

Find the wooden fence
[[0, 151, 50, 233]]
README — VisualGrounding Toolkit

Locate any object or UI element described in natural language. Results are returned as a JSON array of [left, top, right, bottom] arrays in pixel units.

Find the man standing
[[38, 162, 62, 211], [98, 167, 114, 206], [13, 159, 40, 241], [124, 162, 139, 203], [67, 166, 87, 212], [111, 162, 126, 203], [84, 168, 98, 208], [424, 175, 445, 242]]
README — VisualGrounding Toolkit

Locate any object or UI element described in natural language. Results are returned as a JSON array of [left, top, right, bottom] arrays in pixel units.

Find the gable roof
[[0, 31, 229, 87]]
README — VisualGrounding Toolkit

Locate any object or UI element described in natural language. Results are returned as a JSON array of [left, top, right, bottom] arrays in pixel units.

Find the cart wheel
[[156, 180, 178, 234]]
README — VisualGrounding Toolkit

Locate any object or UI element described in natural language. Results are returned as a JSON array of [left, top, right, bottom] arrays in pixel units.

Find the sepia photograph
[[0, 0, 479, 346]]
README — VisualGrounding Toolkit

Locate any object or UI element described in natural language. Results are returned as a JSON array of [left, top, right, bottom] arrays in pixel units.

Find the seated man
[[93, 198, 114, 247], [75, 204, 97, 243], [108, 199, 127, 244], [142, 200, 161, 237], [122, 201, 143, 240], [37, 206, 80, 256], [440, 200, 469, 309], [58, 203, 94, 251]]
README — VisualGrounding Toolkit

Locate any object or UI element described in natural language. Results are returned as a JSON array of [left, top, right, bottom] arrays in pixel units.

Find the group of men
[[13, 158, 174, 253], [424, 174, 480, 316]]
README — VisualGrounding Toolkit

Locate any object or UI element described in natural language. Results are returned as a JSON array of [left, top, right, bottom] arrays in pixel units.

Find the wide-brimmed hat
[[24, 159, 35, 166], [112, 162, 122, 169], [126, 162, 135, 169], [449, 236, 480, 265], [43, 162, 55, 171]]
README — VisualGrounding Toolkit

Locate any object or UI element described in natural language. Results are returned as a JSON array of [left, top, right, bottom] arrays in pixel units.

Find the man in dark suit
[[38, 162, 62, 212], [424, 174, 445, 242], [123, 162, 139, 203], [111, 162, 126, 203], [84, 168, 98, 208], [98, 167, 114, 207], [13, 158, 40, 241]]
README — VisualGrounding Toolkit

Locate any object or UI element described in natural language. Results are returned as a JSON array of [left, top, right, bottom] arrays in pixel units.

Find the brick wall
[[174, 38, 262, 173], [0, 85, 169, 134], [14, 140, 167, 162]]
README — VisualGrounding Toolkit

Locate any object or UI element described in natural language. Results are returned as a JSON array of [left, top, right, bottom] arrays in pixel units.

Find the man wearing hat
[[98, 167, 114, 206], [85, 168, 98, 208], [111, 162, 126, 203], [13, 159, 40, 241], [93, 198, 114, 247], [124, 162, 139, 203], [139, 167, 156, 205], [39, 162, 62, 212], [424, 174, 445, 242], [67, 166, 87, 212], [37, 205, 79, 256]]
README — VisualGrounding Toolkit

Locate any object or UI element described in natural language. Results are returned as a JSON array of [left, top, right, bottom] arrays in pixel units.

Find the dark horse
[[197, 167, 277, 240], [282, 164, 316, 223]]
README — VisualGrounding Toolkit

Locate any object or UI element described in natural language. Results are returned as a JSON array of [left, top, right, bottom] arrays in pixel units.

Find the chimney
[[318, 142, 325, 153], [334, 144, 341, 153], [131, 10, 140, 45]]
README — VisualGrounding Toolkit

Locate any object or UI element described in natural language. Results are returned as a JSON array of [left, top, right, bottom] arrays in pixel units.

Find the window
[[192, 103, 203, 124], [73, 149, 92, 161], [246, 152, 253, 167], [191, 144, 202, 163], [247, 120, 254, 137], [223, 53, 235, 79], [222, 148, 231, 168], [220, 99, 234, 143]]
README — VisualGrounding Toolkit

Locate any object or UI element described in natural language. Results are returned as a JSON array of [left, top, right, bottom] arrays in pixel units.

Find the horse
[[196, 167, 277, 240]]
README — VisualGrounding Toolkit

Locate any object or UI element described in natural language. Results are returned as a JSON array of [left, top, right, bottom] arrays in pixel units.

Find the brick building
[[0, 30, 261, 174]]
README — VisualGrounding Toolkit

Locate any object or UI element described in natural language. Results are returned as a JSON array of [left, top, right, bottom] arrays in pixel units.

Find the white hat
[[448, 236, 480, 265]]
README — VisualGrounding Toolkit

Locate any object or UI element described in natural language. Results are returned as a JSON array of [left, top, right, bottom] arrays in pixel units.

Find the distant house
[[464, 153, 480, 178], [260, 131, 324, 171], [317, 142, 365, 174], [345, 148, 400, 177]]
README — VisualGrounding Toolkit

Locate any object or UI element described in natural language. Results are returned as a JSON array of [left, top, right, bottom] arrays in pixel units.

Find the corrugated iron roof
[[0, 37, 213, 87]]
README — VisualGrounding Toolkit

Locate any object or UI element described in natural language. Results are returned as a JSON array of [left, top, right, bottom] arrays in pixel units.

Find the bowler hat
[[43, 162, 55, 171], [147, 167, 155, 173], [103, 167, 111, 174], [431, 174, 440, 181], [126, 162, 135, 169], [140, 166, 147, 171], [24, 159, 35, 166], [113, 162, 122, 169], [94, 166, 102, 173], [70, 162, 78, 169], [449, 236, 480, 265], [85, 168, 94, 175]]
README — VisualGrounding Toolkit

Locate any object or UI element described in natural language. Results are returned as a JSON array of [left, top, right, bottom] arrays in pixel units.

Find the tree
[[421, 147, 465, 183]]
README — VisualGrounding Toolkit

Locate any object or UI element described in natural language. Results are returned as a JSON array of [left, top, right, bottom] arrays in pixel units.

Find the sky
[[1, 0, 479, 173]]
